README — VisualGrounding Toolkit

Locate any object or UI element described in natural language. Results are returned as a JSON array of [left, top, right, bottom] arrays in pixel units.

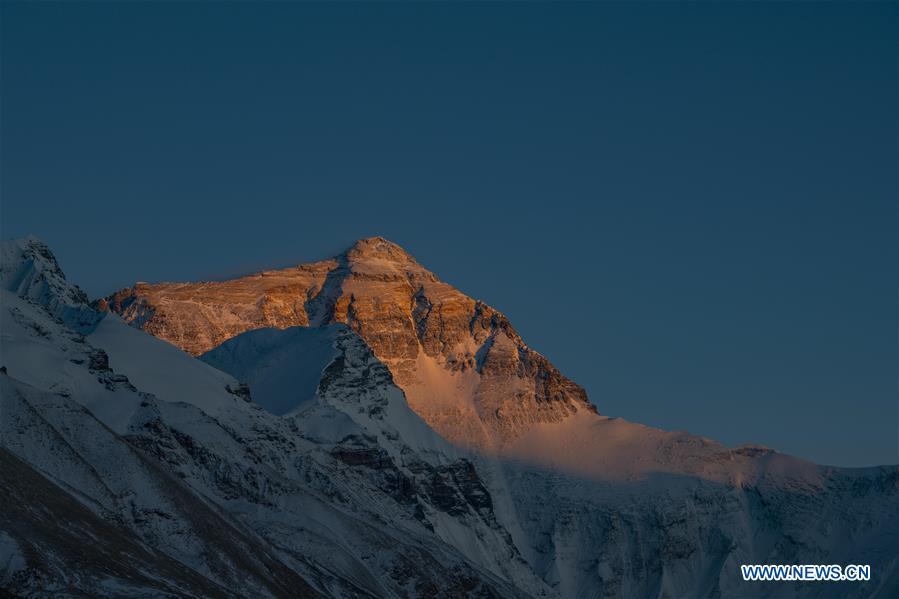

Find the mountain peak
[[20, 233, 45, 246], [1, 235, 98, 332], [5, 234, 53, 261], [344, 236, 418, 265], [1, 235, 66, 289]]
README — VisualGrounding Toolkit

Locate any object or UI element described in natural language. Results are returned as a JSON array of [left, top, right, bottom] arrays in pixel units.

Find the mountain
[[102, 236, 592, 452], [96, 237, 871, 483], [1, 235, 98, 332], [3, 235, 898, 598], [0, 237, 545, 597]]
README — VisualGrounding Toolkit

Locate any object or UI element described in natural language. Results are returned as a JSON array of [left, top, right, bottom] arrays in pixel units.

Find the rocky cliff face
[[103, 237, 593, 450]]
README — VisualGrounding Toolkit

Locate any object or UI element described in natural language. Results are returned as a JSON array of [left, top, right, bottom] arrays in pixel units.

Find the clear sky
[[2, 2, 896, 467]]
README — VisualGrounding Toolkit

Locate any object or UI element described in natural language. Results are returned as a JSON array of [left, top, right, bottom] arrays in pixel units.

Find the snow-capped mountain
[[1, 235, 99, 333], [101, 237, 592, 452], [2, 235, 898, 598], [0, 237, 545, 597]]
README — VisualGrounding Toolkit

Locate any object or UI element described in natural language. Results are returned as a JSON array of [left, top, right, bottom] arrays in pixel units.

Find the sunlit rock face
[[103, 237, 594, 450], [101, 260, 337, 355]]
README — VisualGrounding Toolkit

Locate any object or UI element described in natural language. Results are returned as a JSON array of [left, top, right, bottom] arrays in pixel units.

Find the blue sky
[[1, 2, 896, 466]]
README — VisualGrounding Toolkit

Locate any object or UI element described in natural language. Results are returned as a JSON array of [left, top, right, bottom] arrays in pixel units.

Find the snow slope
[[200, 325, 339, 416], [88, 311, 256, 422]]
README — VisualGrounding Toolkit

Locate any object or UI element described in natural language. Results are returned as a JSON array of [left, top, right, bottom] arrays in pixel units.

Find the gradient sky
[[2, 2, 896, 467]]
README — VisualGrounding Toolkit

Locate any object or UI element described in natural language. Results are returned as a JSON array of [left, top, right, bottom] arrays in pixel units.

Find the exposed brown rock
[[103, 236, 595, 449]]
